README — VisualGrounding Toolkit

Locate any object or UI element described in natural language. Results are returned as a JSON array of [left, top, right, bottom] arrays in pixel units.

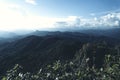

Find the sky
[[0, 0, 120, 31]]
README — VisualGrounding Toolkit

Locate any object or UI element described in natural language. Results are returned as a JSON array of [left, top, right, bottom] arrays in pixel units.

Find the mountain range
[[0, 28, 120, 78]]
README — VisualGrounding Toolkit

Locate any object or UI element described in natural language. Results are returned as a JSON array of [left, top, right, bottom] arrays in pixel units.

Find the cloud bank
[[55, 13, 120, 29]]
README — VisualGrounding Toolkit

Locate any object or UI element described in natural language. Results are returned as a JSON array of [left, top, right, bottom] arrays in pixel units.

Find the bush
[[2, 54, 120, 80]]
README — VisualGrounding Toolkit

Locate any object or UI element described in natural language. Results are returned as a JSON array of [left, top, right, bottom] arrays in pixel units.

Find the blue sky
[[4, 0, 120, 17], [35, 0, 120, 17], [0, 0, 120, 31]]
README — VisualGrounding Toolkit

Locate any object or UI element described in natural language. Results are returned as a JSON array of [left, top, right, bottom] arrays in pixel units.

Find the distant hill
[[1, 28, 120, 43], [0, 31, 18, 38], [80, 28, 120, 39]]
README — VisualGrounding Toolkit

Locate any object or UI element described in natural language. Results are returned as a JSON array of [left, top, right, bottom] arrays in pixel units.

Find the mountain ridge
[[0, 31, 120, 77]]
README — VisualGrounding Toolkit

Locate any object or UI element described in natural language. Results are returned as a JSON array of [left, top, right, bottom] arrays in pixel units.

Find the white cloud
[[25, 0, 37, 5], [55, 13, 120, 29]]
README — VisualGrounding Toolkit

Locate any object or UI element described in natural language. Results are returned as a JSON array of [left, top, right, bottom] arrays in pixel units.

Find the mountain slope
[[0, 32, 120, 77], [0, 35, 83, 75]]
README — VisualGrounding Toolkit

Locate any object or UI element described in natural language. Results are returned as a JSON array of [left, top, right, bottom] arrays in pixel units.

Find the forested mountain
[[0, 31, 120, 79]]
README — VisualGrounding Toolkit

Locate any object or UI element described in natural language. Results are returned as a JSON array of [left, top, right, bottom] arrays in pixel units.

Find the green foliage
[[1, 42, 120, 80], [2, 54, 120, 80]]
